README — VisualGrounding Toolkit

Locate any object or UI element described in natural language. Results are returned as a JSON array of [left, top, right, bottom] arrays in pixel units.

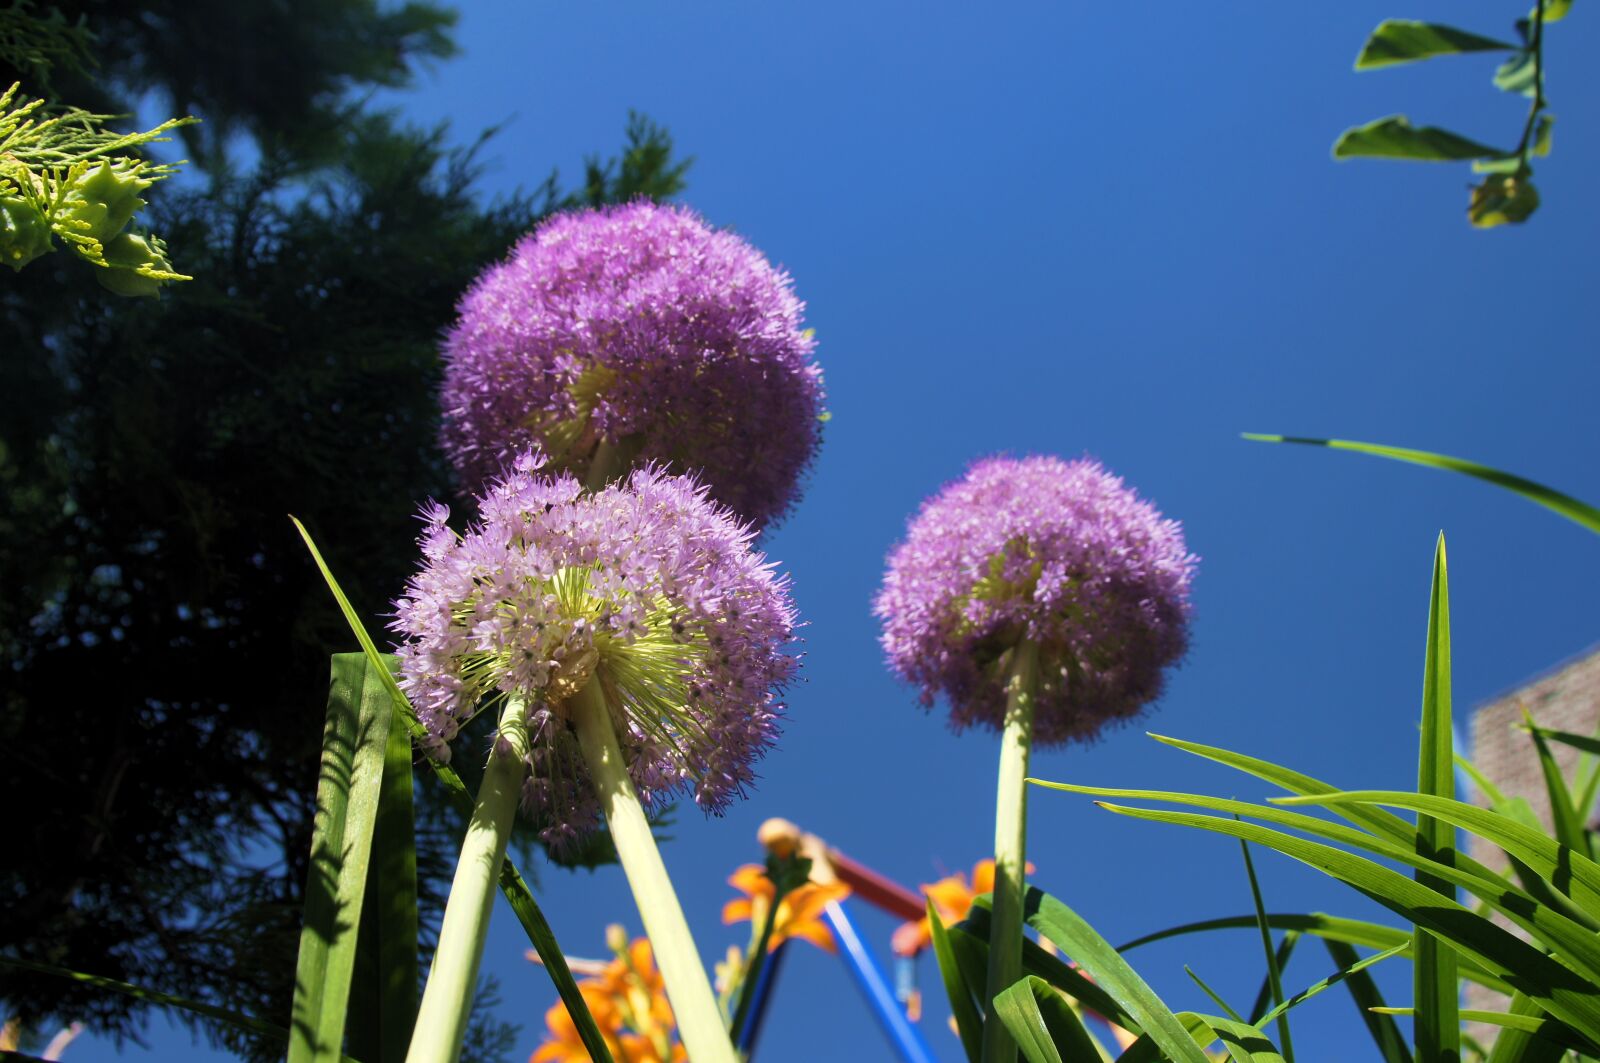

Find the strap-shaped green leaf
[[1091, 803, 1600, 1043], [290, 653, 396, 1063], [1376, 1006, 1600, 1056], [1255, 943, 1408, 1031], [291, 516, 614, 1063], [1413, 535, 1460, 1063], [1333, 116, 1507, 161], [1524, 709, 1589, 852], [1195, 1014, 1286, 1063], [1322, 940, 1411, 1063], [1021, 889, 1211, 1063], [1237, 838, 1293, 1060], [928, 901, 984, 1063], [1240, 436, 1600, 535], [1486, 991, 1571, 1063], [993, 976, 1105, 1063], [1355, 20, 1515, 69]]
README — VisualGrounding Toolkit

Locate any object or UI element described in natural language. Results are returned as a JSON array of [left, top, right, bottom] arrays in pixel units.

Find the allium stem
[[584, 434, 642, 491], [407, 695, 530, 1063], [982, 639, 1039, 1063], [570, 675, 738, 1063]]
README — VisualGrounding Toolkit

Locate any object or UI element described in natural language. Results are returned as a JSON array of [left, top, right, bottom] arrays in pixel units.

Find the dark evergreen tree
[[0, 4, 689, 1057]]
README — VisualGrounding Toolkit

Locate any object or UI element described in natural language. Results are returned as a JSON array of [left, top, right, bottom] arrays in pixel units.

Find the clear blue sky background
[[86, 1, 1600, 1060]]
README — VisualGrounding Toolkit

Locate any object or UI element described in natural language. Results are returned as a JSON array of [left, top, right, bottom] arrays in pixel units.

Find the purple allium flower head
[[874, 455, 1196, 746], [439, 202, 824, 530], [391, 450, 799, 848]]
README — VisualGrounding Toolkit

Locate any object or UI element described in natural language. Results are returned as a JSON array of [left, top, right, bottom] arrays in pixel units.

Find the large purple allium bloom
[[874, 455, 1196, 746], [439, 202, 824, 530], [391, 451, 799, 847]]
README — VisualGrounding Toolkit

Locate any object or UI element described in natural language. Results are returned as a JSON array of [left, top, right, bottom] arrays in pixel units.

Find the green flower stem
[[407, 696, 529, 1063], [585, 434, 644, 491], [570, 675, 738, 1063], [982, 639, 1040, 1063]]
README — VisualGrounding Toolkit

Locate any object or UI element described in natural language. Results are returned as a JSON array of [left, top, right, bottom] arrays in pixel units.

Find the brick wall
[[1463, 643, 1600, 1034]]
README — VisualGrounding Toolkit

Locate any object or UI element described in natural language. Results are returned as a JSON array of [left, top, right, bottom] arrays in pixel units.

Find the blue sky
[[85, 1, 1600, 1060]]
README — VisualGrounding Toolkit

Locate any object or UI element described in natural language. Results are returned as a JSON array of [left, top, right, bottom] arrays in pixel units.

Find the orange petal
[[722, 898, 753, 925], [781, 919, 838, 954]]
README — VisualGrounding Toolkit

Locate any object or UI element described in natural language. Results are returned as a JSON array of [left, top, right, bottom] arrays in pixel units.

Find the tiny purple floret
[[391, 451, 799, 848], [874, 455, 1196, 746], [439, 202, 824, 530]]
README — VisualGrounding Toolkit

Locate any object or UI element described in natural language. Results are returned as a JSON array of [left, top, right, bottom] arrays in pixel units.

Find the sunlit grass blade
[[1086, 802, 1600, 1042], [1522, 709, 1589, 852], [1195, 1014, 1287, 1063], [1019, 888, 1210, 1063], [348, 660, 419, 1063], [1184, 967, 1246, 1023], [1111, 1013, 1214, 1063], [290, 653, 396, 1063], [959, 902, 1144, 1038], [291, 516, 614, 1063], [1145, 733, 1415, 845], [929, 901, 984, 1063], [1119, 913, 1406, 954], [1456, 753, 1542, 830], [0, 957, 345, 1057], [1374, 1007, 1600, 1057], [1485, 991, 1569, 1063], [1523, 725, 1600, 759], [1247, 933, 1298, 1024], [1271, 790, 1600, 922], [1240, 435, 1600, 535], [1237, 837, 1293, 1060], [1414, 534, 1459, 1063], [994, 975, 1106, 1063], [1252, 942, 1408, 1030], [1321, 940, 1411, 1063]]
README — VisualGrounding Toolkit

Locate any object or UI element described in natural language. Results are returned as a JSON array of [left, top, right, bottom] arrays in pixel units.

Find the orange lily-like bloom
[[532, 932, 686, 1063], [892, 858, 1035, 957], [721, 863, 850, 953]]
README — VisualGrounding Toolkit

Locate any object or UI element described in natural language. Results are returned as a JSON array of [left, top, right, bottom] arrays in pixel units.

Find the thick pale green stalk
[[982, 639, 1039, 1063], [407, 696, 529, 1063], [585, 434, 644, 491], [570, 676, 738, 1063]]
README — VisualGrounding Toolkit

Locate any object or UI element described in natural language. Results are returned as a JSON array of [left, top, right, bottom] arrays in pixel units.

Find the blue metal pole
[[737, 941, 788, 1056], [822, 900, 939, 1063]]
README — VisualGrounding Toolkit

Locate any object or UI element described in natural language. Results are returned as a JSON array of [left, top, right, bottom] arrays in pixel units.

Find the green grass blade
[[1119, 912, 1407, 954], [0, 957, 348, 1057], [1145, 733, 1416, 845], [1185, 967, 1246, 1023], [1088, 802, 1600, 1042], [1247, 932, 1299, 1025], [1523, 726, 1600, 759], [1272, 790, 1600, 922], [1112, 1013, 1214, 1063], [1414, 535, 1460, 1063], [1322, 940, 1412, 1063], [1375, 1008, 1599, 1057], [290, 653, 396, 1063], [1254, 943, 1407, 1030], [292, 517, 615, 1063], [958, 902, 1144, 1038], [1238, 837, 1294, 1061], [995, 976, 1107, 1063], [1456, 754, 1543, 831], [348, 659, 419, 1063], [929, 900, 985, 1063], [1523, 709, 1589, 852], [1196, 1014, 1287, 1063], [1021, 888, 1211, 1063], [1486, 992, 1571, 1063], [1241, 435, 1600, 535]]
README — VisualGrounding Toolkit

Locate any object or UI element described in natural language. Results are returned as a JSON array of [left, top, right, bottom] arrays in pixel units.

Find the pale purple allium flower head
[[439, 202, 824, 530], [874, 455, 1196, 746], [391, 450, 799, 848]]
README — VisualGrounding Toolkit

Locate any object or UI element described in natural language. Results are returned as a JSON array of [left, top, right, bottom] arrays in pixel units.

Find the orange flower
[[892, 858, 1035, 957], [722, 863, 850, 953], [532, 932, 684, 1063], [531, 984, 626, 1063]]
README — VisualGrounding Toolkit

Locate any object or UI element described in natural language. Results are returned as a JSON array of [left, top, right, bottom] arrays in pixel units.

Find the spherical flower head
[[439, 201, 824, 530], [874, 455, 1196, 746], [391, 450, 799, 849]]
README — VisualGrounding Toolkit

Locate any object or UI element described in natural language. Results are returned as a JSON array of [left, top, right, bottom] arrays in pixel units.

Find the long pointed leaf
[[1185, 967, 1246, 1022], [994, 976, 1105, 1063], [348, 663, 419, 1063], [1196, 1015, 1286, 1063], [1322, 941, 1411, 1063], [290, 653, 395, 1063], [1088, 802, 1600, 1042], [1021, 889, 1211, 1063], [929, 901, 984, 1063], [1112, 1013, 1214, 1063], [1240, 436, 1600, 535], [1247, 933, 1299, 1026], [1414, 535, 1460, 1063], [1375, 1007, 1600, 1056], [1238, 837, 1293, 1060], [292, 517, 614, 1063], [1255, 943, 1408, 1030], [1486, 991, 1570, 1063], [1523, 709, 1589, 852]]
